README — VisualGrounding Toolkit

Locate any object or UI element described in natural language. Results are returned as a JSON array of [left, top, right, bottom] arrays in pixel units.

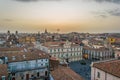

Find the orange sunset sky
[[0, 0, 120, 33]]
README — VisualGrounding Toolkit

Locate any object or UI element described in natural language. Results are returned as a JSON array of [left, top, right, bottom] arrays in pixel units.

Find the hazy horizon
[[0, 0, 120, 33]]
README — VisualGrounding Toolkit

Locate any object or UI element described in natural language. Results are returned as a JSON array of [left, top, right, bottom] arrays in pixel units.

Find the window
[[54, 49, 56, 52], [50, 49, 52, 53], [62, 49, 63, 51], [23, 55, 26, 59], [31, 75, 34, 77], [12, 73, 15, 76], [66, 54, 68, 57], [37, 72, 39, 77], [58, 48, 60, 52], [97, 72, 100, 78], [77, 48, 78, 51], [12, 56, 16, 60], [45, 63, 48, 66], [21, 74, 24, 79], [61, 54, 63, 57], [45, 71, 48, 76], [11, 65, 16, 72], [1, 76, 5, 80]]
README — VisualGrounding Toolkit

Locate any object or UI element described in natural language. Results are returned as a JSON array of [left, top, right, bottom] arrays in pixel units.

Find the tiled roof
[[115, 38, 120, 42], [51, 66, 84, 80], [83, 46, 110, 51], [43, 41, 80, 48], [50, 57, 59, 61], [43, 42, 65, 47], [93, 60, 120, 78], [114, 50, 120, 54], [0, 47, 24, 51], [90, 39, 103, 43], [0, 50, 49, 63], [0, 64, 8, 78]]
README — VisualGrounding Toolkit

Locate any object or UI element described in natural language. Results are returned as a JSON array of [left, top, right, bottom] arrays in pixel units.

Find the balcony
[[8, 64, 49, 73]]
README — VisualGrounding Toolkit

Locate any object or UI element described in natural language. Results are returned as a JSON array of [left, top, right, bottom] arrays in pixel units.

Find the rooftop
[[0, 64, 8, 78], [83, 46, 110, 51], [42, 41, 80, 48], [51, 66, 84, 80], [93, 59, 120, 78], [0, 49, 49, 62], [0, 47, 24, 51]]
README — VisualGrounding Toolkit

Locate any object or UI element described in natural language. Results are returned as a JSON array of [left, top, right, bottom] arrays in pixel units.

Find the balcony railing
[[8, 65, 49, 73]]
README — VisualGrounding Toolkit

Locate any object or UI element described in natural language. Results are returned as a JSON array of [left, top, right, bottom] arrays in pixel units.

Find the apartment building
[[91, 59, 120, 80], [38, 41, 83, 62], [0, 50, 49, 80], [83, 46, 114, 60]]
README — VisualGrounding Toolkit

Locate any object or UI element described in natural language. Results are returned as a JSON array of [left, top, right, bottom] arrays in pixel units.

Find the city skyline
[[0, 0, 120, 33]]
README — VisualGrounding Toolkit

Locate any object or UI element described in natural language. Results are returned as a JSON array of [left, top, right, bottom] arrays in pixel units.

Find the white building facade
[[37, 41, 83, 62], [83, 46, 114, 60], [8, 59, 49, 80], [0, 50, 50, 80]]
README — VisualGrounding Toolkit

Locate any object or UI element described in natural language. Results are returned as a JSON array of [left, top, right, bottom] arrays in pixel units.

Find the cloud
[[92, 8, 120, 18], [14, 0, 40, 2], [2, 19, 13, 22], [94, 0, 120, 4], [92, 11, 108, 18], [13, 0, 120, 3], [99, 14, 108, 18], [13, 0, 61, 2], [85, 0, 120, 4], [107, 8, 120, 16]]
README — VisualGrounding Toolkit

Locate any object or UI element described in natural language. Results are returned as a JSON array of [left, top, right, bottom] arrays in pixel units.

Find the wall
[[91, 67, 120, 80], [8, 59, 49, 72]]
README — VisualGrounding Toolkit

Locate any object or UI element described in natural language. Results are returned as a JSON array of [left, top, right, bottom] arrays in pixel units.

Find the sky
[[0, 0, 120, 33]]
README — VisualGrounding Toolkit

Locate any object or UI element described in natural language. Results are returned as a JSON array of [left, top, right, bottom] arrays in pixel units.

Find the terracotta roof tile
[[0, 64, 8, 78], [43, 41, 80, 48], [83, 46, 110, 51], [51, 66, 84, 80], [0, 47, 24, 51], [0, 50, 49, 62]]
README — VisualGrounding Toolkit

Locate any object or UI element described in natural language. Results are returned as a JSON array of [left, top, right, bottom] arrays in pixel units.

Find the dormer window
[[24, 48, 27, 52], [39, 53, 41, 56], [23, 55, 26, 59], [12, 56, 16, 61]]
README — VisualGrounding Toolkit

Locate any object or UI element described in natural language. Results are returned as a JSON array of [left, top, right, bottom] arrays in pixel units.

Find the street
[[69, 60, 91, 80]]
